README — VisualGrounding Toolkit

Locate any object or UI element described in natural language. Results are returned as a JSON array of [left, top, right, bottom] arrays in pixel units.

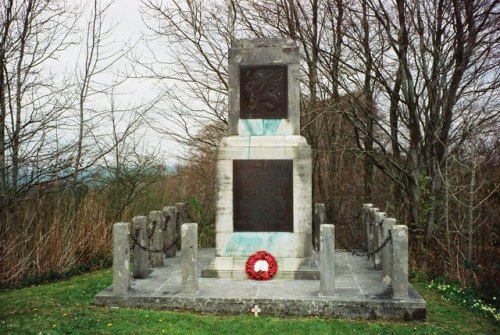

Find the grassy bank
[[0, 269, 498, 335]]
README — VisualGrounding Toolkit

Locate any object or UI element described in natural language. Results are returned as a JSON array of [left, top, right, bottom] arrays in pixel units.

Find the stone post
[[392, 225, 409, 299], [373, 211, 387, 270], [162, 206, 177, 257], [113, 222, 130, 294], [382, 218, 396, 285], [133, 216, 149, 279], [368, 207, 378, 256], [150, 211, 164, 267], [175, 203, 185, 250], [314, 203, 326, 252], [181, 223, 198, 294], [362, 204, 373, 251], [320, 224, 335, 296]]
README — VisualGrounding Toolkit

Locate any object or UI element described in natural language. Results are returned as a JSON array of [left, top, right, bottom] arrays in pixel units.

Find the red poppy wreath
[[245, 250, 278, 281]]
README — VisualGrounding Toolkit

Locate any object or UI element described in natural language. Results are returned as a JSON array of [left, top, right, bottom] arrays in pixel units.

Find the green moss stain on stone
[[225, 234, 262, 255], [241, 119, 281, 135], [241, 119, 262, 135], [224, 232, 293, 256], [263, 120, 281, 135]]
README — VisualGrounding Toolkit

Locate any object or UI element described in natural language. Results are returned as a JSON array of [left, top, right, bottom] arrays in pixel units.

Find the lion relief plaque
[[240, 65, 288, 119]]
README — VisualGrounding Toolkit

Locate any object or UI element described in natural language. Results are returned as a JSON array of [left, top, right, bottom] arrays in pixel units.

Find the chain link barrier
[[148, 220, 157, 241], [336, 221, 392, 259], [129, 216, 179, 254]]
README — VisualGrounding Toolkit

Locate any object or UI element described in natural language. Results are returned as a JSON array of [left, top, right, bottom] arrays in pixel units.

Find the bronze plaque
[[233, 160, 293, 232], [240, 65, 288, 119]]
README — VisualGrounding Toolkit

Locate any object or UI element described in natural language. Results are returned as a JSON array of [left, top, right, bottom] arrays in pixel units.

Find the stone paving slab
[[94, 249, 426, 320]]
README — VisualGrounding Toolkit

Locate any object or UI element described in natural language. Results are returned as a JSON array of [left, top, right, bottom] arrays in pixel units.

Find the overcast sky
[[81, 0, 184, 163], [108, 0, 142, 40]]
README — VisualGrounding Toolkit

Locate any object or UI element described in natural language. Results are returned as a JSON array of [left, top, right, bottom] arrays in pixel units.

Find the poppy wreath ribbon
[[245, 250, 278, 281]]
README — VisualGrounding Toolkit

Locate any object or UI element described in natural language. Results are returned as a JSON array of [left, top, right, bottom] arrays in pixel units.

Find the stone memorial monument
[[97, 40, 425, 317], [202, 38, 315, 279]]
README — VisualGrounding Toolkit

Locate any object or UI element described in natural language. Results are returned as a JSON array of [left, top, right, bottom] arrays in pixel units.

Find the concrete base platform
[[94, 249, 426, 320]]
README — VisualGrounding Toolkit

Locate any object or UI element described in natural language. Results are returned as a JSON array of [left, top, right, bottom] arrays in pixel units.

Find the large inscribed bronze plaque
[[240, 65, 288, 119], [233, 160, 293, 232]]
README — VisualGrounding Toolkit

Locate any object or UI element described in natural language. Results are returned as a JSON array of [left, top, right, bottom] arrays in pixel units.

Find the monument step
[[201, 254, 319, 280], [201, 269, 319, 280]]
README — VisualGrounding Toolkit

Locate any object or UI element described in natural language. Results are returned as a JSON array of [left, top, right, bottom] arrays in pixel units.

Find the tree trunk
[[362, 0, 374, 203]]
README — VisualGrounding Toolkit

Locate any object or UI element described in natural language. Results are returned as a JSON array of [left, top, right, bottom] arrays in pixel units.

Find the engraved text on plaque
[[233, 160, 293, 232]]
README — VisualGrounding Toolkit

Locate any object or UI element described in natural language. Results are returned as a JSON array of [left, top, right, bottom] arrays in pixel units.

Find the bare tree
[[0, 0, 77, 214], [232, 0, 352, 219], [336, 0, 500, 269], [72, 0, 128, 185], [139, 0, 231, 151], [140, 0, 499, 284], [0, 0, 77, 282], [0, 0, 162, 284]]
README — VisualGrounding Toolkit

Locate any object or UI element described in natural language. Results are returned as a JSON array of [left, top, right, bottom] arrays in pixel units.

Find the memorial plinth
[[202, 39, 316, 279]]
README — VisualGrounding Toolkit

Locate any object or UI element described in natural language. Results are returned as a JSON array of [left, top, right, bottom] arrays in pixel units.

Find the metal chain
[[148, 221, 157, 240], [336, 228, 392, 259], [129, 233, 164, 253], [336, 237, 371, 258], [368, 230, 392, 257], [129, 216, 178, 254]]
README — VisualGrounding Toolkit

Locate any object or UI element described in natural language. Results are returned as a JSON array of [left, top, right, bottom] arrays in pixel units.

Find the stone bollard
[[113, 222, 130, 294], [373, 211, 387, 270], [150, 211, 165, 267], [133, 216, 149, 279], [320, 224, 335, 296], [368, 207, 378, 257], [314, 203, 326, 252], [382, 218, 396, 285], [175, 203, 185, 250], [391, 225, 409, 299], [362, 204, 373, 251], [162, 206, 177, 257], [181, 223, 198, 294]]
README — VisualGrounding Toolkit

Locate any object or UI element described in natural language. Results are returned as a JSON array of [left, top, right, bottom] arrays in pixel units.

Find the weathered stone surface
[[208, 38, 313, 278], [228, 39, 300, 135], [382, 218, 396, 284], [181, 223, 198, 294], [320, 224, 335, 296], [202, 254, 319, 280], [372, 209, 386, 270], [175, 203, 184, 250], [215, 233, 312, 259], [162, 206, 177, 257], [96, 249, 427, 320], [150, 211, 164, 267], [367, 207, 379, 256], [314, 203, 326, 251], [112, 222, 130, 293], [214, 136, 312, 259], [95, 293, 427, 320], [133, 216, 149, 279], [392, 225, 409, 299], [362, 204, 373, 251], [376, 212, 387, 267]]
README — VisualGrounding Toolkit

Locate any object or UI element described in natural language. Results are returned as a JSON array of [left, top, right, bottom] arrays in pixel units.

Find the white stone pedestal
[[203, 39, 316, 279], [202, 135, 316, 279]]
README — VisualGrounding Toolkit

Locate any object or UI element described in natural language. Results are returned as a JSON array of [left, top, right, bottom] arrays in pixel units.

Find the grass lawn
[[0, 269, 498, 335]]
